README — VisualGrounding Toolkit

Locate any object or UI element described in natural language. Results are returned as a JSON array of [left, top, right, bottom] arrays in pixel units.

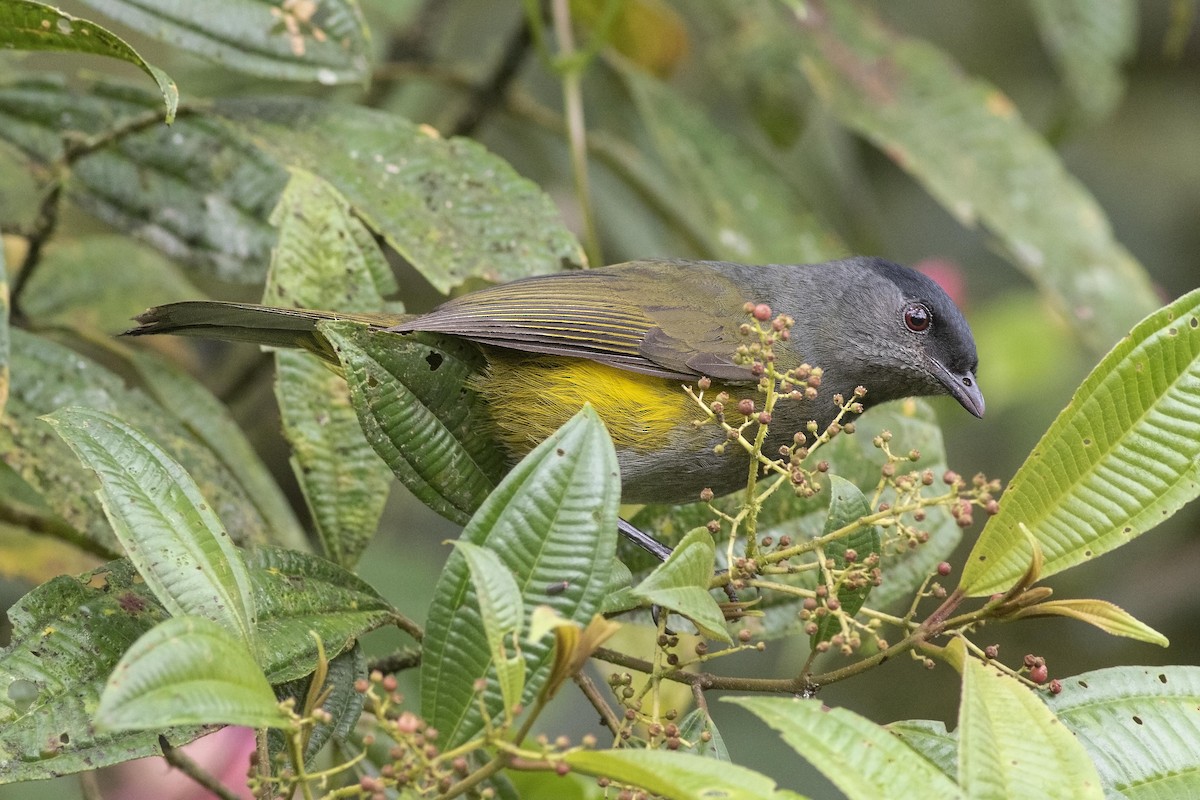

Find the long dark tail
[[125, 301, 409, 360]]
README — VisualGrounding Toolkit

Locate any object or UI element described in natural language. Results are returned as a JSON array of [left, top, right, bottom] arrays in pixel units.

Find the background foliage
[[1, 1, 1199, 798]]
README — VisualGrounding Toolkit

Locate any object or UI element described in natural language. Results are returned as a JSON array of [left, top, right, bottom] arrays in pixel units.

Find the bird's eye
[[904, 303, 932, 333]]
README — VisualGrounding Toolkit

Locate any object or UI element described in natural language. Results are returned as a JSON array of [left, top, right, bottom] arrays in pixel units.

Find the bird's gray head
[[807, 257, 984, 418]]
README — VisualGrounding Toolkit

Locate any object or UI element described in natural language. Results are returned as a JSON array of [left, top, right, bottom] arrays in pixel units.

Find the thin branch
[[10, 108, 185, 315], [368, 647, 422, 675], [159, 735, 243, 800], [573, 670, 622, 735], [549, 0, 602, 266], [450, 19, 534, 137]]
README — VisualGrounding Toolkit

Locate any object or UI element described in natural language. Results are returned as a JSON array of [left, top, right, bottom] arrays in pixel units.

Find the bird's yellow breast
[[474, 353, 697, 455]]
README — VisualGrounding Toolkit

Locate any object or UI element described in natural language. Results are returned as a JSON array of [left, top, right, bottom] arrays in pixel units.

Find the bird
[[126, 257, 983, 514]]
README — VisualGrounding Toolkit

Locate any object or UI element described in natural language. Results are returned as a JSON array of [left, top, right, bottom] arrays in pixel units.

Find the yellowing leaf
[[1009, 599, 1168, 647]]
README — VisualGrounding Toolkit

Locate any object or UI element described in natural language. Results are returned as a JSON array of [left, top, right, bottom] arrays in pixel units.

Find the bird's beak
[[934, 362, 985, 418]]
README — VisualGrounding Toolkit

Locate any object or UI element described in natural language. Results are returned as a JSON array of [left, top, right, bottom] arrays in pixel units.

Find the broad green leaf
[[0, 77, 284, 282], [0, 330, 273, 554], [96, 616, 289, 732], [249, 547, 396, 684], [811, 475, 879, 646], [789, 1, 1159, 350], [727, 696, 961, 800], [618, 64, 843, 265], [961, 289, 1200, 595], [129, 352, 308, 552], [422, 407, 620, 748], [1007, 599, 1168, 646], [320, 320, 504, 525], [76, 0, 370, 85], [959, 657, 1103, 799], [270, 643, 367, 769], [887, 719, 958, 783], [630, 399, 960, 641], [1030, 0, 1136, 122], [0, 0, 177, 121], [454, 541, 526, 719], [677, 706, 730, 761], [44, 407, 257, 649], [266, 169, 394, 566], [0, 559, 204, 783], [0, 549, 388, 782], [19, 235, 204, 333], [216, 97, 586, 292], [632, 527, 732, 643], [565, 748, 808, 800], [1048, 666, 1200, 799]]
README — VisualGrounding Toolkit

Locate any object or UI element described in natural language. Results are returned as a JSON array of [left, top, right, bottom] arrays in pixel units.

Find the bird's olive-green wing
[[393, 260, 757, 381]]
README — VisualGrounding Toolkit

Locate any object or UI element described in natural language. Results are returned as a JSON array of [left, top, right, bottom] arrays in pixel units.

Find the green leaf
[[564, 748, 807, 800], [270, 643, 366, 769], [0, 559, 204, 783], [129, 352, 307, 552], [0, 549, 388, 782], [266, 169, 395, 566], [0, 77, 285, 282], [215, 97, 586, 292], [249, 547, 396, 684], [19, 235, 205, 334], [959, 656, 1103, 799], [887, 719, 958, 783], [631, 527, 732, 643], [422, 407, 620, 748], [617, 63, 844, 264], [1030, 0, 1136, 122], [0, 0, 177, 121], [727, 695, 961, 800], [76, 0, 371, 85], [789, 1, 1159, 350], [961, 289, 1200, 595], [43, 407, 257, 649], [677, 706, 730, 761], [810, 475, 879, 647], [1007, 598, 1168, 647], [0, 330, 274, 554], [454, 541, 526, 720], [96, 616, 289, 732], [1048, 666, 1200, 799], [320, 320, 504, 525]]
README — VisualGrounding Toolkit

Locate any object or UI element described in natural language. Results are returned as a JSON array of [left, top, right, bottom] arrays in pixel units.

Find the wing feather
[[393, 260, 758, 381]]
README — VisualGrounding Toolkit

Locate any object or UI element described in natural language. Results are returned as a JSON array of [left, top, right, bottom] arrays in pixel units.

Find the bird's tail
[[125, 301, 410, 361]]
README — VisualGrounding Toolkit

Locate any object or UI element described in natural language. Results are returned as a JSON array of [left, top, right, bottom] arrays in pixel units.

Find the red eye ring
[[904, 303, 932, 333]]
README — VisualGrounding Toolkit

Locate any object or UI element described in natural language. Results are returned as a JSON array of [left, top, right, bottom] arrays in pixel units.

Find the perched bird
[[127, 257, 983, 509]]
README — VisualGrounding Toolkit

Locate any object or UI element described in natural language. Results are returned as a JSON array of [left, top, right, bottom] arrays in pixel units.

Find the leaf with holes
[[0, 0, 176, 121], [76, 0, 370, 84], [44, 407, 256, 649], [266, 169, 396, 566]]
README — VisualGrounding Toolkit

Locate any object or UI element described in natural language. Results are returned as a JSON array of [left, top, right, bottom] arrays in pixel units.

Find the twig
[[549, 0, 602, 266], [368, 647, 422, 674], [362, 0, 446, 108], [159, 735, 243, 800], [451, 19, 533, 137], [391, 610, 425, 642], [11, 109, 177, 315], [573, 671, 622, 735]]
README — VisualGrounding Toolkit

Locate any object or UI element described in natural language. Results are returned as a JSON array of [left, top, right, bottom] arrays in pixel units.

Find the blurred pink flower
[[96, 726, 256, 800]]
